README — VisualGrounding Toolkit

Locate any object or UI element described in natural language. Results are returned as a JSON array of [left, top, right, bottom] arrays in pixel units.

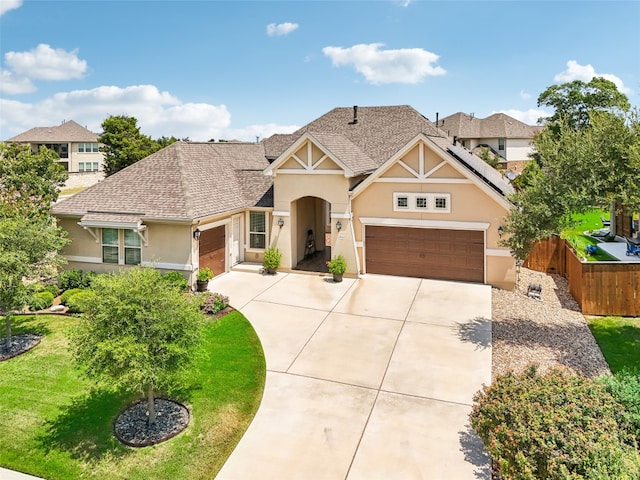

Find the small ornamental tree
[[69, 266, 204, 425]]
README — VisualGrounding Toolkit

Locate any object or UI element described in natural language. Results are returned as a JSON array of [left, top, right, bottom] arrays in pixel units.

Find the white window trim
[[101, 228, 143, 266], [246, 210, 269, 252], [393, 192, 451, 213]]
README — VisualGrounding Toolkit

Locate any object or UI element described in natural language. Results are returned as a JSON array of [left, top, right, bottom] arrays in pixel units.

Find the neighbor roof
[[52, 142, 271, 222], [439, 112, 541, 139], [7, 120, 99, 143]]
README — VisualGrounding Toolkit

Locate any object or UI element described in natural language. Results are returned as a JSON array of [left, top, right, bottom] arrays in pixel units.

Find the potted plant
[[262, 247, 282, 274], [327, 254, 347, 282], [196, 267, 213, 292]]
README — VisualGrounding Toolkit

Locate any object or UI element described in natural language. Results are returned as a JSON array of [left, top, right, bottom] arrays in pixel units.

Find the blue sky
[[1, 0, 638, 141]]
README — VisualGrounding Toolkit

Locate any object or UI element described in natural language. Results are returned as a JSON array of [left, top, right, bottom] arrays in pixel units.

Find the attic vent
[[349, 105, 359, 125]]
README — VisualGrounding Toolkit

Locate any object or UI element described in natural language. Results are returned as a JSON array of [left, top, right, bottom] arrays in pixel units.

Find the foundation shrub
[[60, 288, 86, 305], [27, 291, 55, 311], [470, 366, 640, 479], [66, 291, 96, 314]]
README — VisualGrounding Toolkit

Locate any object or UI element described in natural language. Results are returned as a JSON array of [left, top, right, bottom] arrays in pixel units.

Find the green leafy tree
[[69, 266, 204, 425], [502, 77, 639, 259], [0, 143, 69, 348], [0, 143, 67, 219], [478, 146, 501, 169], [156, 136, 189, 148], [98, 115, 161, 176], [537, 76, 630, 129]]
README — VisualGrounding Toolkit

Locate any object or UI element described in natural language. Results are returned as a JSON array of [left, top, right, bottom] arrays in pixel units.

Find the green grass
[[588, 316, 640, 374], [563, 209, 618, 261], [0, 312, 266, 479]]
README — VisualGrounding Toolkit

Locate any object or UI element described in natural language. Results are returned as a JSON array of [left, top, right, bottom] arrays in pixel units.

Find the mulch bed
[[114, 398, 190, 447], [0, 333, 42, 361]]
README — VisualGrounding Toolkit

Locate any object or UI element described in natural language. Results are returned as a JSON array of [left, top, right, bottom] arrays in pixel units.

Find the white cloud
[[519, 90, 531, 100], [0, 84, 298, 142], [0, 69, 35, 94], [0, 0, 22, 16], [266, 22, 299, 37], [4, 44, 87, 81], [322, 43, 446, 85], [554, 60, 631, 94], [394, 0, 413, 6], [494, 108, 551, 125]]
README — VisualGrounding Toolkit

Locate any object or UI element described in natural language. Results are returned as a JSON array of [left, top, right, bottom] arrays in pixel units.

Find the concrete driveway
[[212, 270, 492, 479]]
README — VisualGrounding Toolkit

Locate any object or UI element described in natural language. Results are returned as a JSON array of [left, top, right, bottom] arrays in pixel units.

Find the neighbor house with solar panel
[[52, 105, 517, 289]]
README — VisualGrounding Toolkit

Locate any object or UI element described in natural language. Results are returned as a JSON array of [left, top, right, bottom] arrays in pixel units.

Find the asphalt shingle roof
[[53, 142, 271, 221], [7, 120, 99, 143], [439, 112, 542, 139]]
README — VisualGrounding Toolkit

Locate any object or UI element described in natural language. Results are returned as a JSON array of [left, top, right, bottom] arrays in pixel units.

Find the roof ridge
[[175, 142, 194, 219]]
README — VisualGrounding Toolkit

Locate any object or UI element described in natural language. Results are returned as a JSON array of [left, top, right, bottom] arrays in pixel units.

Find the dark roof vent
[[349, 105, 359, 125]]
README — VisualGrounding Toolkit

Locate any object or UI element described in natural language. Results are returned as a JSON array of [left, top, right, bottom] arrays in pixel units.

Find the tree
[[0, 143, 69, 348], [0, 143, 67, 219], [69, 266, 204, 425], [98, 115, 161, 176], [537, 77, 630, 129], [502, 77, 639, 260]]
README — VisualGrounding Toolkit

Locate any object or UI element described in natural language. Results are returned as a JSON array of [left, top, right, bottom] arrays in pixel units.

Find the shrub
[[601, 371, 640, 442], [60, 288, 86, 305], [66, 291, 96, 314], [59, 269, 95, 290], [327, 254, 347, 275], [27, 291, 55, 311], [162, 271, 189, 292], [197, 292, 229, 315], [41, 283, 60, 297], [470, 366, 640, 480], [262, 248, 281, 270], [196, 267, 214, 282]]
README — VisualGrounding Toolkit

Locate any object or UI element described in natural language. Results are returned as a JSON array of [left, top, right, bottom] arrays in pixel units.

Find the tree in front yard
[[69, 266, 204, 425], [0, 142, 69, 349]]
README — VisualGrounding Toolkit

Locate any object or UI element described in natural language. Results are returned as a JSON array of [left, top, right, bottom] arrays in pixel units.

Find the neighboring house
[[439, 112, 542, 174], [52, 105, 517, 290], [6, 120, 105, 175]]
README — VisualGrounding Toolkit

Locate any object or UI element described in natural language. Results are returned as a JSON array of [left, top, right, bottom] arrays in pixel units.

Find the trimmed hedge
[[60, 288, 86, 306], [470, 367, 640, 479], [28, 291, 55, 311], [66, 291, 95, 314]]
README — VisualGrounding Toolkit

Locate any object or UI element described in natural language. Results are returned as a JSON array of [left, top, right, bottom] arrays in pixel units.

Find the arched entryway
[[292, 196, 330, 272]]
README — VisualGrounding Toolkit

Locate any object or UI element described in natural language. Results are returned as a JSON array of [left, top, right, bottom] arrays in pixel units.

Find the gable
[[352, 135, 512, 210], [272, 139, 344, 174]]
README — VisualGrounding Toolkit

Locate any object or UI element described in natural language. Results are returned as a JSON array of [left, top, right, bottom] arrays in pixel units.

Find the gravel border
[[492, 267, 610, 380]]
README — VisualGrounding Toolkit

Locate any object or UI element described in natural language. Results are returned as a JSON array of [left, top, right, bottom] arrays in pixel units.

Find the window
[[124, 229, 141, 265], [102, 228, 119, 263], [102, 228, 142, 265], [434, 196, 448, 210], [249, 211, 266, 249], [498, 138, 505, 151], [78, 162, 100, 172], [78, 143, 99, 153], [79, 162, 85, 172], [393, 192, 451, 213], [93, 162, 99, 171]]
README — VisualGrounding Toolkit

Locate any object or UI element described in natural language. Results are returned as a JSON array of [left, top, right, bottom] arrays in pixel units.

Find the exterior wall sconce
[[193, 228, 201, 241], [498, 225, 504, 237], [278, 218, 284, 228], [336, 220, 342, 231]]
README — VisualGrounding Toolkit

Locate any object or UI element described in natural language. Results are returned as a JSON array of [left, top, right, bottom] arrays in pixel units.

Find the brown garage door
[[365, 226, 484, 283], [199, 226, 226, 276]]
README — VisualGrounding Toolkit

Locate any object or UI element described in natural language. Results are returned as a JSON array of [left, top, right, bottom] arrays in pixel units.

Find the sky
[[0, 0, 638, 142]]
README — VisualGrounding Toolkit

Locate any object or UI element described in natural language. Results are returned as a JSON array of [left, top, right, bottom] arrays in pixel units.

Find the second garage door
[[199, 226, 226, 276], [365, 226, 484, 283]]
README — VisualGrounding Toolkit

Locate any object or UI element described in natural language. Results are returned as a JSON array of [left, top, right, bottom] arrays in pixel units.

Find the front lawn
[[0, 312, 265, 479], [587, 316, 640, 374]]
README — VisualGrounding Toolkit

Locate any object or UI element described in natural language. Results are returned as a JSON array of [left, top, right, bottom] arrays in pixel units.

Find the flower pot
[[265, 267, 277, 275], [333, 273, 343, 283], [196, 280, 209, 292]]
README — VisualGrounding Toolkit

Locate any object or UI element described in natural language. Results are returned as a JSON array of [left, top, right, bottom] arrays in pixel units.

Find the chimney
[[351, 105, 358, 124], [453, 135, 457, 146], [435, 112, 439, 126]]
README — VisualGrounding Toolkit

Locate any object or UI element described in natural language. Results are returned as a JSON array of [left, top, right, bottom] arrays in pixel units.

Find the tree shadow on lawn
[[37, 388, 135, 462], [455, 316, 492, 351], [9, 315, 53, 338]]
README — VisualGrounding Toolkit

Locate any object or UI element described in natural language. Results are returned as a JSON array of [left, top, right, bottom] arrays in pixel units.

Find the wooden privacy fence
[[524, 236, 640, 316]]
